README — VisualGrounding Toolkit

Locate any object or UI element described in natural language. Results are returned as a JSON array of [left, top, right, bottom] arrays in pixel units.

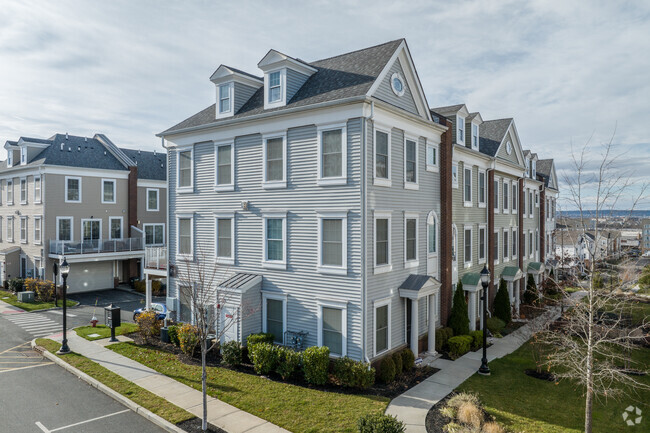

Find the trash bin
[[160, 327, 169, 343]]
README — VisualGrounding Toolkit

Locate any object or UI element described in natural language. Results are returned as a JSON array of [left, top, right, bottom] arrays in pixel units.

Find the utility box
[[104, 304, 121, 329], [17, 291, 34, 303]]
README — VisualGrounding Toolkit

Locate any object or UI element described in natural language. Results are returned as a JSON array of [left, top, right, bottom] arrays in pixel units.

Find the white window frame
[[426, 142, 439, 173], [463, 225, 473, 268], [403, 136, 419, 190], [0, 217, 3, 241], [20, 146, 27, 165], [427, 211, 439, 257], [529, 230, 534, 258], [101, 178, 116, 204], [34, 176, 41, 204], [456, 116, 465, 145], [20, 216, 27, 244], [512, 227, 518, 259], [65, 176, 82, 203], [494, 178, 500, 213], [0, 180, 3, 205], [262, 210, 287, 270], [535, 190, 539, 208], [404, 211, 419, 269], [20, 177, 27, 204], [109, 216, 123, 240], [529, 190, 534, 218], [373, 297, 392, 356], [317, 210, 348, 275], [478, 169, 486, 207], [177, 147, 194, 193], [218, 82, 233, 115], [6, 179, 12, 205], [317, 123, 347, 186], [214, 212, 235, 265], [32, 215, 41, 245], [176, 214, 194, 260], [34, 257, 42, 280], [373, 126, 392, 187], [214, 140, 235, 191], [262, 132, 287, 189], [503, 179, 509, 211], [317, 299, 347, 357], [145, 188, 159, 212], [6, 216, 13, 242], [56, 216, 73, 242], [494, 229, 500, 265], [471, 123, 479, 150], [463, 166, 472, 207], [143, 223, 165, 246], [478, 224, 487, 264], [512, 183, 518, 214], [532, 159, 537, 178], [535, 228, 539, 257], [523, 189, 528, 219], [265, 69, 285, 109], [262, 292, 287, 344], [374, 211, 392, 274], [503, 229, 510, 262], [452, 164, 458, 188], [7, 151, 12, 168], [81, 218, 102, 242]]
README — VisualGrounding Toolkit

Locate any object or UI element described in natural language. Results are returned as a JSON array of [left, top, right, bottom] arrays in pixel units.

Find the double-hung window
[[529, 231, 534, 257], [478, 170, 486, 206], [318, 211, 347, 275], [427, 211, 438, 256], [215, 213, 234, 265], [494, 179, 499, 212], [177, 149, 193, 191], [263, 294, 286, 344], [374, 211, 391, 274], [463, 167, 472, 206], [318, 124, 346, 185], [512, 183, 518, 213], [494, 230, 499, 264], [318, 300, 347, 357], [34, 176, 41, 204], [479, 226, 486, 263], [452, 164, 459, 188], [263, 134, 286, 189], [268, 71, 282, 103], [503, 230, 509, 261], [6, 180, 12, 205], [512, 228, 518, 259], [262, 211, 287, 270], [20, 217, 27, 243], [109, 217, 122, 240], [56, 217, 72, 242], [464, 226, 472, 267], [177, 215, 194, 259], [404, 213, 418, 268], [20, 178, 27, 204], [215, 141, 234, 191], [7, 216, 14, 242], [374, 128, 390, 185], [457, 116, 465, 145], [426, 143, 438, 172], [102, 179, 116, 204], [471, 123, 478, 150], [374, 299, 391, 356], [404, 138, 418, 189], [503, 180, 509, 211], [147, 188, 159, 211], [529, 190, 534, 217], [218, 83, 231, 114], [65, 176, 81, 203], [33, 216, 41, 245], [144, 224, 164, 245]]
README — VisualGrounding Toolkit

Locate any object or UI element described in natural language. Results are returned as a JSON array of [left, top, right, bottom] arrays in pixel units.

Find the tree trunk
[[202, 338, 207, 431], [585, 386, 593, 433]]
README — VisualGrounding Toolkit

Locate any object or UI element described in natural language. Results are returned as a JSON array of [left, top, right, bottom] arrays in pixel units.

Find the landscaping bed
[[75, 323, 139, 341], [0, 289, 77, 311]]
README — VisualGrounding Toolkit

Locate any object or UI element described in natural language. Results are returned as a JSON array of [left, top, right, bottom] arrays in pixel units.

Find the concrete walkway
[[49, 332, 288, 433], [386, 303, 571, 433]]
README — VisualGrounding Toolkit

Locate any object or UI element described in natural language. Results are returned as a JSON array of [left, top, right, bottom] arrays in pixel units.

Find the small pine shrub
[[448, 282, 470, 336], [523, 274, 538, 304], [486, 317, 505, 335], [469, 330, 483, 351], [178, 323, 199, 356], [357, 413, 405, 433], [249, 342, 278, 375], [302, 346, 330, 385], [221, 340, 242, 367], [378, 356, 396, 383], [275, 346, 301, 380], [447, 335, 472, 359], [136, 310, 161, 343], [167, 325, 180, 346], [401, 348, 415, 371], [332, 357, 375, 389], [391, 352, 403, 376], [435, 328, 447, 352], [246, 332, 275, 348], [493, 278, 511, 325]]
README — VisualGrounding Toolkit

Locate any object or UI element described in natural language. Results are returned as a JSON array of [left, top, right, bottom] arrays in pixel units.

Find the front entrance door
[[405, 299, 412, 346], [221, 304, 239, 343]]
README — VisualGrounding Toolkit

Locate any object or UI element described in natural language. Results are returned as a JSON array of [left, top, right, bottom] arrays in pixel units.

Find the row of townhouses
[[156, 39, 560, 362]]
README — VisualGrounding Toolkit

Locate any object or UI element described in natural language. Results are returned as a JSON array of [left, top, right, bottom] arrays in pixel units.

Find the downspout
[[162, 137, 176, 321], [485, 159, 496, 318], [361, 101, 373, 364]]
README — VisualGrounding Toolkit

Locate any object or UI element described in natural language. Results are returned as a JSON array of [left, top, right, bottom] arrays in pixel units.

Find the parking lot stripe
[[39, 409, 130, 432], [0, 363, 51, 374]]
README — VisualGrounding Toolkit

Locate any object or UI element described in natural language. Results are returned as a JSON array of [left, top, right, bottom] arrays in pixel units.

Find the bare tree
[[542, 131, 649, 433]]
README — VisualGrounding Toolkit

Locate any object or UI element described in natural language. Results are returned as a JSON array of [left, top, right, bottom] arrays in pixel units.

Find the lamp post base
[[57, 341, 71, 355], [478, 365, 491, 376]]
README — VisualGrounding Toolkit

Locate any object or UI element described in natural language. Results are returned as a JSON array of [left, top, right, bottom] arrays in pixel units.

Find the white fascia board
[[453, 145, 492, 168], [137, 179, 167, 188], [257, 49, 317, 75], [210, 65, 263, 87], [0, 168, 41, 180], [16, 138, 50, 148], [494, 159, 526, 178], [41, 165, 130, 179]]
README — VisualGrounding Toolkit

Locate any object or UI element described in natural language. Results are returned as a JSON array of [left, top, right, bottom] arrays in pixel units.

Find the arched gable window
[[427, 211, 439, 255], [451, 224, 458, 262]]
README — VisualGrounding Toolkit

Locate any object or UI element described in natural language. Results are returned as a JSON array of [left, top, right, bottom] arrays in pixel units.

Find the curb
[[31, 339, 186, 433]]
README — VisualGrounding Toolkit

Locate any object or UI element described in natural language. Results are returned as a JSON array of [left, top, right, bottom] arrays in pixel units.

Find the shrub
[[275, 346, 301, 380], [136, 310, 161, 343], [593, 273, 604, 289], [167, 325, 180, 346], [221, 340, 242, 367], [401, 348, 415, 371], [447, 335, 472, 359], [436, 327, 454, 352], [457, 401, 482, 428], [249, 342, 278, 375], [447, 393, 480, 411], [302, 346, 330, 385], [29, 279, 55, 301], [246, 332, 275, 348], [391, 352, 403, 376], [378, 355, 396, 383], [357, 413, 405, 433], [486, 317, 505, 335], [522, 288, 538, 305], [469, 330, 483, 351], [9, 278, 24, 292], [493, 278, 511, 325], [133, 280, 146, 293], [178, 323, 199, 356], [448, 282, 470, 336], [151, 280, 163, 296], [333, 357, 375, 389], [482, 422, 505, 433]]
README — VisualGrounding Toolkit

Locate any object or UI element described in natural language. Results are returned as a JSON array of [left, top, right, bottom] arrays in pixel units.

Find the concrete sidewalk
[[48, 332, 288, 433], [386, 303, 571, 433]]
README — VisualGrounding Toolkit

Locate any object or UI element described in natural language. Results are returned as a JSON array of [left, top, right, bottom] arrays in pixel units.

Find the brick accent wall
[[487, 169, 495, 302], [128, 166, 139, 279], [518, 178, 525, 270], [439, 119, 453, 325], [539, 187, 546, 281]]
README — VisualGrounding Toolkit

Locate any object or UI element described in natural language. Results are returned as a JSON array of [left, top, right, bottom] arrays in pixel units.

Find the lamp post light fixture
[[57, 258, 71, 355], [478, 265, 491, 376]]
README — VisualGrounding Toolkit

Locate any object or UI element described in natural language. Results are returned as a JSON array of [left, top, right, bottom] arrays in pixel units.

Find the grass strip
[[0, 290, 77, 311], [75, 323, 139, 340]]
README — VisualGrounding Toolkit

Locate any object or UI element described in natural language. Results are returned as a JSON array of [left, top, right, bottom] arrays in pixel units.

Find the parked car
[[133, 303, 168, 321]]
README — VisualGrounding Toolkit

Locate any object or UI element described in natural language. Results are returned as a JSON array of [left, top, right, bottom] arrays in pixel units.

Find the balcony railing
[[144, 246, 167, 270], [49, 238, 144, 256]]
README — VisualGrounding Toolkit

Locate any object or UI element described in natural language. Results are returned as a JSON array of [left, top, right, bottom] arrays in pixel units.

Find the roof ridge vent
[[85, 137, 87, 142], [65, 133, 68, 140], [77, 146, 81, 152], [68, 147, 71, 152], [153, 149, 156, 156], [60, 143, 64, 151]]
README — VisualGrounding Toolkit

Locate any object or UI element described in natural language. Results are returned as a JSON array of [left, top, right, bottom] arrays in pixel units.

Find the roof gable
[[480, 118, 525, 167]]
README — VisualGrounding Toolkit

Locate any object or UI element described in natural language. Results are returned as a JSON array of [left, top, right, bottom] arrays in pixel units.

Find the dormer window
[[525, 158, 530, 177], [20, 147, 27, 165], [7, 151, 12, 168], [532, 160, 537, 178], [471, 124, 479, 150], [219, 83, 232, 114], [268, 71, 282, 103], [210, 65, 263, 120], [457, 116, 465, 145]]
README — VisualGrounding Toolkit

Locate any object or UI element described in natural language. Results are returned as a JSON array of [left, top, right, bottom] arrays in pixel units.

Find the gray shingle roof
[[466, 112, 480, 121], [399, 274, 435, 291], [20, 136, 53, 145], [430, 104, 465, 114], [214, 65, 262, 81], [122, 148, 167, 180], [160, 39, 405, 135], [478, 118, 511, 157], [537, 159, 553, 177]]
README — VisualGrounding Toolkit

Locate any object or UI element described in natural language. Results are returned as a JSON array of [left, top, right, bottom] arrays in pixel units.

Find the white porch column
[[410, 298, 419, 357], [507, 281, 514, 305], [145, 277, 152, 310], [428, 294, 436, 355], [515, 279, 521, 317], [468, 292, 477, 331]]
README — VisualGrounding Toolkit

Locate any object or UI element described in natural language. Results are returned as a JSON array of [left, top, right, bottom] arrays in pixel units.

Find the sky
[[1, 0, 649, 209]]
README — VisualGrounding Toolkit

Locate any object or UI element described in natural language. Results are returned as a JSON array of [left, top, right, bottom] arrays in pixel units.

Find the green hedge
[[469, 330, 483, 351], [448, 335, 472, 359], [249, 342, 278, 375], [391, 352, 403, 376], [275, 346, 301, 380], [303, 346, 330, 385], [378, 356, 396, 384], [221, 340, 242, 367], [486, 317, 506, 335], [246, 332, 275, 347], [357, 413, 405, 433], [332, 357, 375, 389], [400, 348, 415, 371]]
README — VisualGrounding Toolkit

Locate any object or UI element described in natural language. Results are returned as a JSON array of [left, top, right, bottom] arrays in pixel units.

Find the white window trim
[[262, 210, 287, 270], [65, 176, 82, 203], [214, 140, 235, 192], [317, 210, 348, 275], [404, 211, 419, 269], [478, 224, 487, 264], [146, 188, 160, 211], [503, 229, 510, 262], [471, 122, 479, 150], [176, 214, 194, 260], [317, 299, 347, 357], [177, 147, 194, 193], [512, 183, 518, 214], [426, 143, 439, 173], [494, 229, 500, 265], [6, 179, 12, 205], [143, 223, 165, 246], [529, 230, 534, 259], [81, 218, 102, 242], [214, 212, 235, 265], [463, 225, 473, 268], [523, 189, 528, 219], [403, 136, 419, 190], [262, 132, 287, 189], [262, 292, 287, 345], [456, 115, 465, 145], [216, 82, 234, 118], [427, 211, 439, 258], [34, 176, 41, 204], [20, 216, 27, 244], [478, 169, 486, 208], [503, 179, 510, 211], [7, 151, 12, 168], [494, 178, 500, 214], [452, 164, 459, 188], [535, 190, 540, 208], [317, 123, 347, 186], [373, 125, 392, 187], [20, 177, 27, 205], [100, 178, 116, 204], [512, 227, 518, 259], [20, 147, 27, 165], [6, 216, 13, 243], [529, 190, 534, 218], [374, 210, 392, 274], [264, 68, 286, 109], [463, 166, 473, 207], [56, 216, 73, 242], [373, 297, 392, 357], [108, 216, 123, 240]]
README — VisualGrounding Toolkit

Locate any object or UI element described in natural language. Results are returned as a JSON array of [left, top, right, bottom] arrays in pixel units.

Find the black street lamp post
[[57, 258, 71, 355], [478, 265, 491, 376]]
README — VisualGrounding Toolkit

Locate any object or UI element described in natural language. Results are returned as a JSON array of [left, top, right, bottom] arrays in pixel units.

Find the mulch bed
[[177, 417, 226, 433], [519, 304, 548, 321], [501, 321, 525, 336], [425, 392, 455, 433], [524, 369, 556, 382]]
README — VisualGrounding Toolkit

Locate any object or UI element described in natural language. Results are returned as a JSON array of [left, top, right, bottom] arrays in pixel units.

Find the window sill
[[34, 242, 42, 246], [34, 201, 42, 205], [494, 260, 500, 265], [478, 203, 486, 208], [404, 183, 419, 191], [147, 208, 159, 212], [503, 258, 510, 263], [214, 185, 235, 192], [464, 262, 472, 269], [463, 202, 473, 208], [317, 266, 347, 276], [452, 184, 458, 189], [426, 165, 439, 173], [479, 258, 486, 264], [177, 187, 194, 194], [262, 181, 287, 190], [262, 261, 286, 270], [494, 210, 500, 214], [176, 254, 194, 262], [64, 200, 81, 204], [317, 177, 347, 187], [215, 257, 234, 265], [20, 241, 27, 244], [503, 208, 509, 213], [404, 260, 419, 269], [20, 201, 27, 205], [373, 178, 392, 188], [374, 264, 392, 275]]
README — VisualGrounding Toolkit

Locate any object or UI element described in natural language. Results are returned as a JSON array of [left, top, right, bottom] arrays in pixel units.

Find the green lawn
[[108, 342, 389, 433], [0, 290, 77, 311], [457, 342, 650, 433], [75, 323, 139, 341], [35, 339, 194, 425]]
